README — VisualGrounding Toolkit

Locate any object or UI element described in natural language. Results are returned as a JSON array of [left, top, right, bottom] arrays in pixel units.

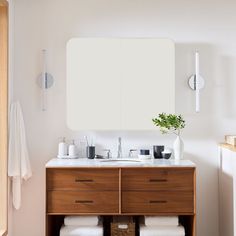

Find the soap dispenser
[[58, 137, 67, 158], [69, 140, 77, 157]]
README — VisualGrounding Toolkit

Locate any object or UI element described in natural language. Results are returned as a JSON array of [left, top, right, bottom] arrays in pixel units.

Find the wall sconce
[[37, 49, 54, 111], [188, 51, 205, 113]]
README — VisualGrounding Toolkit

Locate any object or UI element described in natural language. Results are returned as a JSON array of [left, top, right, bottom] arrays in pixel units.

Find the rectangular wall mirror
[[67, 38, 175, 130]]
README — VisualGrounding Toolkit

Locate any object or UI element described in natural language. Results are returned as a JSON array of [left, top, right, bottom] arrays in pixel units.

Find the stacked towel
[[60, 216, 103, 236], [140, 225, 185, 236], [64, 216, 99, 226], [60, 225, 103, 236], [145, 216, 179, 226], [140, 216, 185, 236]]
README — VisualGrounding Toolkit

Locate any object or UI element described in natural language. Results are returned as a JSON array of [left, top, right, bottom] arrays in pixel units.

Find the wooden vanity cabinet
[[46, 168, 120, 214], [122, 168, 194, 214], [46, 167, 196, 236]]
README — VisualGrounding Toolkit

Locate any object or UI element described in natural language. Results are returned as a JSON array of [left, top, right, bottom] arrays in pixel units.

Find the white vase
[[173, 135, 184, 160]]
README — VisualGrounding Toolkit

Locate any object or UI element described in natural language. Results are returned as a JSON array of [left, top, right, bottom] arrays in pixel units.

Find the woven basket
[[111, 217, 135, 236]]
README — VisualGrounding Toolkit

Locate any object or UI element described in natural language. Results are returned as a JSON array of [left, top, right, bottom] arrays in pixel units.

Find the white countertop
[[45, 158, 196, 168]]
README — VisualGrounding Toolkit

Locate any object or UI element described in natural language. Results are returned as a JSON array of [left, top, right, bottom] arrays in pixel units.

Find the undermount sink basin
[[99, 159, 142, 163]]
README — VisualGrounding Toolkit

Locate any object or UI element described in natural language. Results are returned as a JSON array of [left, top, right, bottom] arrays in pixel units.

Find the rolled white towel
[[60, 225, 103, 236], [140, 225, 185, 236], [64, 216, 99, 226], [144, 216, 179, 226]]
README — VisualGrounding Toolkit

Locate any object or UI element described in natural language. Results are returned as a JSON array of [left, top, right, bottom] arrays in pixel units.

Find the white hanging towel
[[8, 101, 32, 210]]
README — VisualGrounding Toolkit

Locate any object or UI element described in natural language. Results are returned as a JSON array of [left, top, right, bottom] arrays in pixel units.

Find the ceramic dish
[[138, 154, 152, 160], [161, 152, 172, 159]]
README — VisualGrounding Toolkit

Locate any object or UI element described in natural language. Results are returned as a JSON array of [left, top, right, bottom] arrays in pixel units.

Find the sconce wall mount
[[37, 49, 54, 111], [188, 74, 205, 91], [37, 72, 54, 89]]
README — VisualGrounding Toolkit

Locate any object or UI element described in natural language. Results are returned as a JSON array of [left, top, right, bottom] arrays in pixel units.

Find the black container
[[140, 149, 150, 155], [86, 146, 95, 159], [153, 145, 164, 159]]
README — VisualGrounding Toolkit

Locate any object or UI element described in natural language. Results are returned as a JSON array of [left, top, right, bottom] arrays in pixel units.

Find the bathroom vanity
[[45, 159, 196, 236]]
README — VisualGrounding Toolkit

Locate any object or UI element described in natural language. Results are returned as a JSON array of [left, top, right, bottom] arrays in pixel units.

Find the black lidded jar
[[153, 145, 164, 159]]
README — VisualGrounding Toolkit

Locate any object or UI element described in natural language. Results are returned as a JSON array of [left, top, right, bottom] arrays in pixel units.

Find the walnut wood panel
[[47, 190, 119, 214], [179, 215, 195, 236], [122, 191, 194, 214], [122, 168, 194, 191], [47, 168, 119, 191], [46, 215, 64, 236]]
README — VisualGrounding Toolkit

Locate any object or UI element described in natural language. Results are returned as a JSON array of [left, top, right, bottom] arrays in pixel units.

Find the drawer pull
[[149, 179, 167, 182], [149, 200, 167, 204], [75, 200, 94, 204], [75, 179, 94, 182]]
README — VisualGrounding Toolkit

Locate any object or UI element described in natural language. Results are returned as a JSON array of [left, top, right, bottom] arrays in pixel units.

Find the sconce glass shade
[[188, 52, 205, 113]]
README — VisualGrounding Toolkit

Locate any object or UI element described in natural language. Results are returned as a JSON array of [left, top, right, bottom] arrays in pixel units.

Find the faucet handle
[[103, 149, 112, 159], [129, 149, 138, 158]]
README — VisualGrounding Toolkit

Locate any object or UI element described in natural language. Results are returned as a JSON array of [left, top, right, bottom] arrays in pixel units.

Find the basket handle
[[118, 224, 128, 229]]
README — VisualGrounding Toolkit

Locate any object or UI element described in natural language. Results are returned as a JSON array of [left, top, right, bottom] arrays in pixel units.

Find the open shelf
[[46, 214, 195, 236]]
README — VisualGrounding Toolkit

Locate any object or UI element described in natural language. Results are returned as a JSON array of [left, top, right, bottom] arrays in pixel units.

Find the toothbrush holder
[[86, 146, 95, 159]]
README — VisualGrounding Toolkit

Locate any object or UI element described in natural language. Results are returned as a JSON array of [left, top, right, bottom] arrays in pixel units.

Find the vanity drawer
[[47, 168, 119, 191], [122, 168, 194, 191], [122, 191, 194, 213], [47, 190, 119, 214]]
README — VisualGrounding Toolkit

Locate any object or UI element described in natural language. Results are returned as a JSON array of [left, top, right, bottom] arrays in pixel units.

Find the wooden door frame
[[0, 0, 8, 235]]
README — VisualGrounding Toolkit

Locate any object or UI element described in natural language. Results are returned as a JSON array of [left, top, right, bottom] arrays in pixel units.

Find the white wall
[[10, 0, 236, 235]]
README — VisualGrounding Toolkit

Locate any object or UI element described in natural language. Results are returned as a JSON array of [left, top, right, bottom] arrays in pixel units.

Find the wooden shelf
[[219, 143, 236, 152], [46, 215, 195, 236]]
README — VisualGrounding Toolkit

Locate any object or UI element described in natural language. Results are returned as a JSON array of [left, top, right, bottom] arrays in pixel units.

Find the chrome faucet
[[117, 137, 122, 158], [103, 149, 112, 159]]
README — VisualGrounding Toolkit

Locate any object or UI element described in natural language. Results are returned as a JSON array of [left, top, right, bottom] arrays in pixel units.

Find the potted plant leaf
[[152, 113, 186, 160]]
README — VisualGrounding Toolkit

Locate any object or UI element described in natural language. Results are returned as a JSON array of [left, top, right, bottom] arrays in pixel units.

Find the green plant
[[152, 113, 186, 136]]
